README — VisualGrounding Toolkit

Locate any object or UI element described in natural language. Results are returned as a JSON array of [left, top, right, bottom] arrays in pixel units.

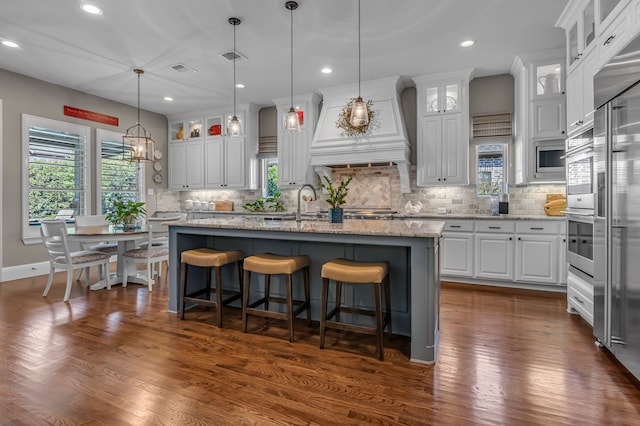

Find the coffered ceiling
[[0, 0, 568, 116]]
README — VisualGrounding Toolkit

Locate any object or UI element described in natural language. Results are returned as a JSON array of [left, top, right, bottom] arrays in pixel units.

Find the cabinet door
[[474, 233, 514, 280], [566, 70, 583, 131], [417, 116, 442, 184], [224, 136, 246, 188], [441, 114, 465, 184], [185, 141, 204, 189], [168, 143, 187, 190], [558, 234, 568, 285], [532, 98, 566, 139], [441, 232, 474, 277], [515, 235, 558, 284], [279, 131, 309, 187], [205, 139, 224, 188]]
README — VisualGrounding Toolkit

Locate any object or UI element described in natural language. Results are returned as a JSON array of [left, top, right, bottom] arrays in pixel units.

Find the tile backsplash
[[155, 165, 564, 217]]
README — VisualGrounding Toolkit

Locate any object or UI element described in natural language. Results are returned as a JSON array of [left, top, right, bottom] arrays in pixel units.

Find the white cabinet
[[273, 93, 322, 188], [598, 3, 632, 66], [531, 98, 566, 140], [566, 48, 599, 132], [567, 266, 594, 325], [515, 221, 560, 285], [413, 70, 474, 187], [474, 221, 515, 280], [168, 141, 204, 190], [559, 0, 597, 75], [205, 136, 245, 189], [440, 221, 474, 277]]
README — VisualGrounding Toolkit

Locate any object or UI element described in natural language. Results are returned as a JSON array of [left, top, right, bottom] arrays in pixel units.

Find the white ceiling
[[0, 0, 569, 117]]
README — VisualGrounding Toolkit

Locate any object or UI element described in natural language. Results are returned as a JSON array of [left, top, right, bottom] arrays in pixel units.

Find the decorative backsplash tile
[[156, 165, 565, 217]]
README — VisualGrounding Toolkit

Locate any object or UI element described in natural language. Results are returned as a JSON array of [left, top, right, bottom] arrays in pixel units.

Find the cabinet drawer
[[444, 220, 474, 232], [599, 9, 631, 67], [475, 220, 515, 233], [515, 221, 559, 234], [567, 284, 594, 325]]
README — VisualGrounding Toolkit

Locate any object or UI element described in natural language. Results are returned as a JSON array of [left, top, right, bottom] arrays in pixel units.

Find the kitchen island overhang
[[168, 217, 443, 364]]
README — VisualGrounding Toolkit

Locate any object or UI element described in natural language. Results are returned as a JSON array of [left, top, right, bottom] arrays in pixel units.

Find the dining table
[[67, 224, 149, 290]]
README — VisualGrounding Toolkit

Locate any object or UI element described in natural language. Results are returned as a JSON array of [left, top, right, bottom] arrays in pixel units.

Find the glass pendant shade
[[284, 107, 300, 132], [349, 96, 369, 127], [227, 115, 242, 137], [122, 69, 154, 163]]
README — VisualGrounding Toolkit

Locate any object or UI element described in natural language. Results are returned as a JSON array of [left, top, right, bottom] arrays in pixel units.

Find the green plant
[[242, 192, 285, 213], [105, 197, 146, 226], [318, 175, 352, 209]]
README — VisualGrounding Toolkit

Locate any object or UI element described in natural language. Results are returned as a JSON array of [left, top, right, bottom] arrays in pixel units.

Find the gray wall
[[470, 74, 514, 115], [1, 68, 167, 268]]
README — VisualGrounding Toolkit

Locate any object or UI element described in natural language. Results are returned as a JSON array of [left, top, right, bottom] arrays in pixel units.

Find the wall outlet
[[147, 188, 154, 195], [437, 207, 447, 214]]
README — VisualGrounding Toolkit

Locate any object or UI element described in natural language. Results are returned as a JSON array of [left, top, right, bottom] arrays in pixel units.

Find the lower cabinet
[[441, 218, 566, 288]]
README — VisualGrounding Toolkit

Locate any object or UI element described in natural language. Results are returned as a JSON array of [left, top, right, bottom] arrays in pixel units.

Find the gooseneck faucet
[[296, 183, 317, 222]]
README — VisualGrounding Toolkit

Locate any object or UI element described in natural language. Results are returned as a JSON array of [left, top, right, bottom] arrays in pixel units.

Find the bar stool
[[320, 258, 392, 361], [242, 253, 311, 342], [179, 248, 244, 328]]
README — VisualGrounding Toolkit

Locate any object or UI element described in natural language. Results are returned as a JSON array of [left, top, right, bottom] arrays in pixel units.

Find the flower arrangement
[[335, 98, 374, 137], [318, 175, 352, 209]]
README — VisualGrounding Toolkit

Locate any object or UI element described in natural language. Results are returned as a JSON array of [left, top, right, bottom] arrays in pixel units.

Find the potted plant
[[318, 175, 352, 223], [106, 197, 146, 230]]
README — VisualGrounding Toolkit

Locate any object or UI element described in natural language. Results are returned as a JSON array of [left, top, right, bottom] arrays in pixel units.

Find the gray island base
[[168, 217, 443, 364]]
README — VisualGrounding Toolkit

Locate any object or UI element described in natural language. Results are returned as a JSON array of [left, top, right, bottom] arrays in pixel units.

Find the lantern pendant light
[[228, 17, 242, 137], [349, 0, 369, 127], [284, 1, 300, 132], [122, 69, 154, 162]]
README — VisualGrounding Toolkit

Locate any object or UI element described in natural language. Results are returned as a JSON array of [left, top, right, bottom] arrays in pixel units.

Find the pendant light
[[284, 1, 300, 132], [228, 17, 242, 137], [122, 69, 154, 162], [349, 0, 369, 127]]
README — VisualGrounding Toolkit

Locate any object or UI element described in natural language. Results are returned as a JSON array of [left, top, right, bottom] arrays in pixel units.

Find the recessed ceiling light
[[2, 40, 19, 48], [81, 4, 103, 15], [164, 97, 174, 102], [460, 40, 475, 47], [235, 83, 245, 89], [321, 67, 332, 74]]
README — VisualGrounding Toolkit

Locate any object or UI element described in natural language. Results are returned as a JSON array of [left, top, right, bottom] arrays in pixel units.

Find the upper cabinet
[[413, 69, 474, 186], [272, 93, 322, 188], [167, 104, 259, 191], [563, 0, 597, 75], [511, 49, 567, 185]]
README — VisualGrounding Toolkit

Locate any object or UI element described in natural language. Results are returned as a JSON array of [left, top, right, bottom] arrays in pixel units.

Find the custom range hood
[[310, 76, 412, 192]]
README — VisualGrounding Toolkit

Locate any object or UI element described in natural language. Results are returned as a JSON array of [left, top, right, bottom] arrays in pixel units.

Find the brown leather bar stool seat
[[242, 253, 311, 342], [320, 258, 392, 361], [179, 248, 244, 328]]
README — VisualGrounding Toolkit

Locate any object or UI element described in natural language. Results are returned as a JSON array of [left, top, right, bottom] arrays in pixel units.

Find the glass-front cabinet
[[599, 0, 622, 26], [170, 118, 204, 143], [423, 81, 461, 115], [535, 61, 564, 97], [564, 0, 596, 73]]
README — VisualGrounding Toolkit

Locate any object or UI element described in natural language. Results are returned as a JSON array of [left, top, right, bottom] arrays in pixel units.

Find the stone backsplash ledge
[[156, 166, 565, 217]]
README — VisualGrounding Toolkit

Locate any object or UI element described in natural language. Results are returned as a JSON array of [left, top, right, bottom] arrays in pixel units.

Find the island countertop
[[171, 217, 444, 238]]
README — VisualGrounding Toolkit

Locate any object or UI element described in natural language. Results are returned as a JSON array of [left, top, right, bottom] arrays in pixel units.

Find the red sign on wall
[[64, 105, 119, 126]]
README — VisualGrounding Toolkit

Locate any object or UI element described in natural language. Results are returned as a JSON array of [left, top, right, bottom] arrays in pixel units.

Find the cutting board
[[215, 200, 234, 211], [546, 194, 565, 203]]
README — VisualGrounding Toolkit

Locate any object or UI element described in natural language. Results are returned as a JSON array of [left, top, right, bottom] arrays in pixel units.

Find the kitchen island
[[168, 217, 444, 364]]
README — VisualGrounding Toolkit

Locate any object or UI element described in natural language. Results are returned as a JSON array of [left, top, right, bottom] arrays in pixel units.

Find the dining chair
[[40, 220, 112, 302], [121, 221, 172, 292], [140, 215, 184, 277], [74, 214, 117, 280]]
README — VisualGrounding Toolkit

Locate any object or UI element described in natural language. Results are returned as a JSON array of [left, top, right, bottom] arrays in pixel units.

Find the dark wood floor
[[1, 269, 639, 425]]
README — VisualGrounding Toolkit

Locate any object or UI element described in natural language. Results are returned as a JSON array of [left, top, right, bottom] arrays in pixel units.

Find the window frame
[[95, 129, 145, 215], [21, 114, 91, 244]]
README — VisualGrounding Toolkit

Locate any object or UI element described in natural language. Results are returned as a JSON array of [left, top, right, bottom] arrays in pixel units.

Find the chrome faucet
[[296, 183, 317, 222]]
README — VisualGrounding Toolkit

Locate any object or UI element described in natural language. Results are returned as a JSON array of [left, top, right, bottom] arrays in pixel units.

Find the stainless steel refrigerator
[[593, 34, 640, 381]]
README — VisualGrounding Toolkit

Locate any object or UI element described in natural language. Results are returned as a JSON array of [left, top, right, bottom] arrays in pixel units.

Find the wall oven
[[565, 128, 594, 210], [566, 211, 594, 277]]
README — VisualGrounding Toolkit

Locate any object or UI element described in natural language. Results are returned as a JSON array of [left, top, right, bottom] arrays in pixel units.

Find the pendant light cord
[[290, 4, 294, 109], [233, 21, 237, 117], [136, 71, 141, 125], [357, 0, 361, 98]]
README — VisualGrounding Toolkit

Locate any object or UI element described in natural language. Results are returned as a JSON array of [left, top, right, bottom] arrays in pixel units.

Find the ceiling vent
[[219, 50, 247, 62], [170, 63, 197, 73]]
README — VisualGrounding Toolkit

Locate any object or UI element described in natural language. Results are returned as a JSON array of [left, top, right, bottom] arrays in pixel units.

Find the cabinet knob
[[509, 237, 513, 241], [443, 178, 446, 181], [518, 237, 522, 240]]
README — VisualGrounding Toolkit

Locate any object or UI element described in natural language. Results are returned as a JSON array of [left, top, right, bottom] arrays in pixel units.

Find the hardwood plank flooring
[[1, 270, 639, 425]]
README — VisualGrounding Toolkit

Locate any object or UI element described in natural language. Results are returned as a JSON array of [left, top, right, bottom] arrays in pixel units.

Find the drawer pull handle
[[573, 295, 584, 305], [604, 35, 615, 46], [530, 227, 544, 230], [488, 226, 501, 229], [449, 225, 462, 228]]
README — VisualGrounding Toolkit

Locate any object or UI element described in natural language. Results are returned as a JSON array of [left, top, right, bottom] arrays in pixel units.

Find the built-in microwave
[[534, 140, 565, 179]]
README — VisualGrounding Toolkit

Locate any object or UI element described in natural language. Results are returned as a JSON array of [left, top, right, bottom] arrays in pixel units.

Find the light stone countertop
[[393, 213, 566, 221], [171, 216, 444, 238]]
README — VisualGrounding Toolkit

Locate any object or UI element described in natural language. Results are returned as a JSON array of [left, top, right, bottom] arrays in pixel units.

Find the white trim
[[2, 261, 51, 281], [0, 100, 3, 281]]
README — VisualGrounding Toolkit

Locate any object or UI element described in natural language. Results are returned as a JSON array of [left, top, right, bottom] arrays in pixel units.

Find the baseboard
[[2, 261, 50, 282]]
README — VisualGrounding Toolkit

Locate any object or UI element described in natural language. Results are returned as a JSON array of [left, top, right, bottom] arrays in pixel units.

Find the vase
[[328, 208, 344, 223]]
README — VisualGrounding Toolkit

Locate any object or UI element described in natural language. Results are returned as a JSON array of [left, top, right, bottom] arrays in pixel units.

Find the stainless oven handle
[[560, 145, 594, 159], [561, 210, 594, 217]]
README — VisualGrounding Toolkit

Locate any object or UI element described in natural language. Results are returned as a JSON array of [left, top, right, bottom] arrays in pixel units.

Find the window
[[95, 129, 144, 214], [22, 114, 90, 242], [260, 158, 279, 198], [477, 143, 507, 195]]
